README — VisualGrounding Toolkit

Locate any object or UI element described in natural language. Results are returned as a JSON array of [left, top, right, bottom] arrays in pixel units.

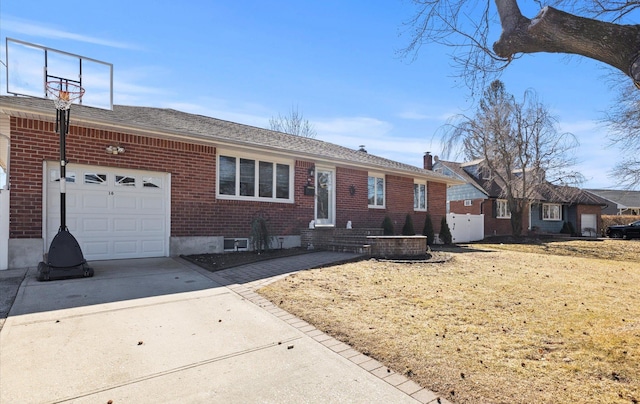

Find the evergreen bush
[[402, 214, 415, 235], [381, 216, 394, 235], [440, 217, 453, 244], [423, 214, 435, 245]]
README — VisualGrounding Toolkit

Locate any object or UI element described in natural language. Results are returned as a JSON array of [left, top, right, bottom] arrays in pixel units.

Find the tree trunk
[[493, 0, 640, 86], [509, 207, 523, 237]]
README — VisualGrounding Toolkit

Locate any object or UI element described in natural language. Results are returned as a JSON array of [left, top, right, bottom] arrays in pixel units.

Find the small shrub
[[250, 217, 271, 253], [423, 214, 435, 245], [382, 216, 394, 235], [402, 214, 415, 235], [440, 217, 453, 244]]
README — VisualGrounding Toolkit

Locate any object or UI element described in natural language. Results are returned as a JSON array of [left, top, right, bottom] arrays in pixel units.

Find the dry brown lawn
[[258, 239, 640, 404]]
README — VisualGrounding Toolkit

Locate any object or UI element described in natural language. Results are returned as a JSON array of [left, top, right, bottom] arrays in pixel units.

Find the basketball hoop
[[46, 80, 85, 110]]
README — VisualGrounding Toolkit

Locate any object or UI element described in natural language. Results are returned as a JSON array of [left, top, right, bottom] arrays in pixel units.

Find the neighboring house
[[0, 96, 461, 270], [433, 157, 604, 237], [583, 189, 640, 215]]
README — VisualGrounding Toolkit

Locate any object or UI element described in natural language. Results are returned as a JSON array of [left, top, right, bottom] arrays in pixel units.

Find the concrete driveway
[[0, 256, 443, 403]]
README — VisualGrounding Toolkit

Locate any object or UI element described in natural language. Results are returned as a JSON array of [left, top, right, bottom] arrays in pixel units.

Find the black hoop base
[[37, 230, 93, 281]]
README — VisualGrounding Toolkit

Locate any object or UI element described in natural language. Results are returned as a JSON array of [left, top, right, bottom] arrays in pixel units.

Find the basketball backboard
[[5, 37, 113, 110]]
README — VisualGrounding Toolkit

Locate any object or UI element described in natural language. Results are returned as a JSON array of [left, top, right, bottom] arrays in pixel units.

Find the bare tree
[[405, 1, 640, 188], [269, 105, 317, 138], [441, 80, 583, 235], [403, 1, 640, 91], [603, 79, 640, 188]]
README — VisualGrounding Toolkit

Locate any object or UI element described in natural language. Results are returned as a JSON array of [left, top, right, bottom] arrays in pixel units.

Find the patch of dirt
[[183, 247, 311, 272]]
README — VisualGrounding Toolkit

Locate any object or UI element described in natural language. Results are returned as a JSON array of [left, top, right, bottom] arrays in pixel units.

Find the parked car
[[606, 220, 640, 240]]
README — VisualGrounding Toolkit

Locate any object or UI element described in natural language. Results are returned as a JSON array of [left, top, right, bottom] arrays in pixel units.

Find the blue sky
[[0, 1, 632, 188]]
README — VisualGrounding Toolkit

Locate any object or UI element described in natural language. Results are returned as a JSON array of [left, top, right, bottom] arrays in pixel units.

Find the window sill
[[217, 194, 294, 204]]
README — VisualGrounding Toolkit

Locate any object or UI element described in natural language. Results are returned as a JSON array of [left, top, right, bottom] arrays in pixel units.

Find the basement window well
[[224, 238, 249, 251]]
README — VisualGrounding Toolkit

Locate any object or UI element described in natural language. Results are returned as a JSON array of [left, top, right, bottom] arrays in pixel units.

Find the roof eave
[[1, 104, 464, 186]]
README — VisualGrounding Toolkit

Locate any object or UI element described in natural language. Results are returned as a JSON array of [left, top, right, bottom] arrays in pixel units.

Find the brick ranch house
[[0, 96, 461, 269], [433, 158, 604, 237]]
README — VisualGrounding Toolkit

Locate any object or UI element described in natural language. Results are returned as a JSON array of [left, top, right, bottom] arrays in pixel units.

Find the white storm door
[[315, 168, 335, 226]]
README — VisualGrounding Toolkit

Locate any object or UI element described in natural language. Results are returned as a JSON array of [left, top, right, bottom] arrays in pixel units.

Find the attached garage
[[45, 162, 171, 261]]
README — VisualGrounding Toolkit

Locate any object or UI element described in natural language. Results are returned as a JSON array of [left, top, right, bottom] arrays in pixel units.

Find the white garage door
[[46, 163, 170, 261], [581, 214, 597, 237]]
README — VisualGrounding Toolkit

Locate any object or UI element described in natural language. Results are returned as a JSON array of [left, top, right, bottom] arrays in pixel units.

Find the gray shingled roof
[[435, 159, 490, 196], [0, 95, 461, 185], [585, 189, 640, 209], [437, 158, 603, 205]]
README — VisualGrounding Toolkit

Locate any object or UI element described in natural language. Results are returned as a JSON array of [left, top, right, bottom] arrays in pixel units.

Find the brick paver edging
[[204, 253, 452, 404]]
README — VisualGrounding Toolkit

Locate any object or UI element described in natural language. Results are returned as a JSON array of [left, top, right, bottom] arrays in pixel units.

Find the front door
[[315, 167, 335, 226]]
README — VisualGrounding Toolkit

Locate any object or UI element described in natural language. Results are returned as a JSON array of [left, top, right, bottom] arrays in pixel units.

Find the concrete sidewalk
[[0, 253, 447, 403]]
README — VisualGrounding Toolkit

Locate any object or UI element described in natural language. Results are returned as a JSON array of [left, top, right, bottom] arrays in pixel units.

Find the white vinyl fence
[[446, 213, 484, 243]]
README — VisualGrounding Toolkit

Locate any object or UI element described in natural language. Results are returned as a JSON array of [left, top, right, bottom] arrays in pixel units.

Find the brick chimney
[[423, 151, 433, 170]]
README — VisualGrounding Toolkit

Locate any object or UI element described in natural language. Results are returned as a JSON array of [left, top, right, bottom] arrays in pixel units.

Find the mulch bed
[[182, 247, 312, 272]]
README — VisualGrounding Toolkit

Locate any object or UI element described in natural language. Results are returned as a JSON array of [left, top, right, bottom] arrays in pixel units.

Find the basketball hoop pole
[[37, 79, 93, 281], [58, 106, 69, 231]]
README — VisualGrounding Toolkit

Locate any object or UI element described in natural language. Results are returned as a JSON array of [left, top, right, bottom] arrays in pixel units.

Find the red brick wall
[[335, 167, 369, 227], [9, 117, 449, 240], [428, 182, 447, 233], [482, 199, 531, 237]]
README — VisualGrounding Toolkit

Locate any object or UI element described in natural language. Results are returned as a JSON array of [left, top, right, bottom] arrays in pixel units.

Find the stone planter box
[[367, 235, 428, 258]]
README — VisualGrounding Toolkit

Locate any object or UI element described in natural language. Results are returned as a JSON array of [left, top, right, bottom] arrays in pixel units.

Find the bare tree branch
[[603, 79, 640, 188], [269, 105, 317, 139], [402, 1, 640, 88]]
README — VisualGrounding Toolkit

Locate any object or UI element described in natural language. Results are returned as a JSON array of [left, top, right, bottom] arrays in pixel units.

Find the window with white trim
[[542, 203, 562, 221], [413, 181, 427, 211], [368, 174, 385, 208], [218, 153, 292, 202], [464, 199, 472, 207], [497, 199, 511, 219]]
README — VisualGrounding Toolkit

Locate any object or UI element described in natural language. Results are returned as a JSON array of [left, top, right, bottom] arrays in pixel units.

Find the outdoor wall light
[[106, 145, 125, 155]]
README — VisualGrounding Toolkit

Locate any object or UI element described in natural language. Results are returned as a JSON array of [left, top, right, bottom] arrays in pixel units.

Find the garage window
[[143, 177, 162, 188], [50, 170, 76, 183], [84, 173, 106, 185], [116, 175, 136, 187]]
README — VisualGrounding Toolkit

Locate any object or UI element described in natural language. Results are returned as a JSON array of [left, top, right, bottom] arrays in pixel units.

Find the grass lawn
[[258, 239, 640, 404]]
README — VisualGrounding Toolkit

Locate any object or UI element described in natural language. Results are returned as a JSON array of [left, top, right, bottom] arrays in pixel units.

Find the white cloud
[[160, 99, 271, 129], [315, 117, 392, 138], [2, 16, 140, 50]]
